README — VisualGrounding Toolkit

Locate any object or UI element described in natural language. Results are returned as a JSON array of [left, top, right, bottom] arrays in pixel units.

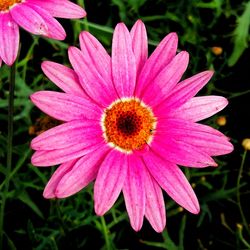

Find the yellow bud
[[211, 46, 223, 55], [242, 138, 250, 151], [216, 116, 227, 126]]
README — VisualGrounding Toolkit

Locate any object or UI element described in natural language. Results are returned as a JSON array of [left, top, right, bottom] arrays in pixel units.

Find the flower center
[[0, 0, 22, 11], [102, 98, 156, 153]]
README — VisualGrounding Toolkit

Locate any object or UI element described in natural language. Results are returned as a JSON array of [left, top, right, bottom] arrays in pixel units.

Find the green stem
[[237, 150, 250, 236], [100, 216, 111, 250], [0, 62, 16, 249]]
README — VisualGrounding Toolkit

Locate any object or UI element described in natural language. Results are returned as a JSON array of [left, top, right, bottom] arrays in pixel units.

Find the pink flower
[[0, 0, 86, 66], [30, 20, 233, 232]]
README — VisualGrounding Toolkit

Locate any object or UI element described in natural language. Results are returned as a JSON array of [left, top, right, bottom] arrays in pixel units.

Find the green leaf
[[17, 190, 44, 219], [228, 1, 250, 66]]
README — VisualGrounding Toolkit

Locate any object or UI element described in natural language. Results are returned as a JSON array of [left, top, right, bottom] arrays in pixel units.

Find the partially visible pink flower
[[30, 20, 234, 232], [0, 0, 86, 66]]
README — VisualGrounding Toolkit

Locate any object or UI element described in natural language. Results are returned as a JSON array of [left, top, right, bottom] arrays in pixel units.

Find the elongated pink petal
[[79, 32, 118, 101], [155, 71, 214, 115], [55, 145, 110, 198], [0, 13, 19, 66], [25, 3, 66, 40], [169, 96, 228, 122], [41, 61, 86, 97], [28, 0, 86, 18], [143, 152, 200, 214], [43, 159, 78, 198], [135, 32, 178, 96], [130, 20, 148, 76], [123, 154, 145, 231], [94, 150, 128, 215], [0, 58, 2, 67], [143, 166, 166, 233], [10, 3, 49, 36], [79, 31, 112, 83], [112, 23, 136, 97], [156, 119, 233, 156], [31, 141, 104, 166], [140, 51, 189, 106], [30, 91, 102, 121], [31, 120, 102, 150], [68, 46, 117, 107], [151, 135, 217, 167]]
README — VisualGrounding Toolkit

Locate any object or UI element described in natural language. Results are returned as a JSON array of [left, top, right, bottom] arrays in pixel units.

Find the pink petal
[[55, 145, 110, 198], [31, 141, 104, 166], [43, 159, 78, 198], [94, 150, 128, 215], [41, 61, 86, 97], [135, 32, 178, 96], [130, 20, 148, 76], [79, 32, 118, 102], [157, 119, 233, 156], [0, 58, 2, 67], [144, 166, 166, 233], [24, 3, 66, 40], [30, 91, 102, 121], [68, 46, 117, 107], [28, 0, 86, 18], [143, 151, 200, 214], [169, 96, 228, 122], [31, 120, 102, 150], [10, 3, 49, 36], [151, 134, 217, 167], [0, 13, 19, 66], [123, 154, 145, 231], [140, 51, 189, 106], [155, 71, 214, 115], [112, 23, 136, 97]]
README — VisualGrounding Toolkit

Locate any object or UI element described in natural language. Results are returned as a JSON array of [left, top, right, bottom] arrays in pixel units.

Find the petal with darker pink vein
[[135, 32, 178, 96], [168, 96, 228, 122], [130, 20, 148, 76], [10, 3, 49, 36], [43, 159, 78, 198], [143, 151, 200, 214], [28, 0, 86, 18], [41, 61, 86, 97], [140, 51, 189, 106], [123, 154, 145, 231], [55, 145, 110, 198], [25, 3, 66, 40], [156, 119, 233, 156], [112, 23, 136, 97], [151, 135, 217, 167], [31, 120, 102, 151], [94, 150, 128, 215], [0, 13, 19, 66], [144, 165, 166, 232], [68, 46, 117, 107], [31, 140, 104, 166], [154, 71, 214, 115], [79, 31, 118, 100], [30, 91, 102, 121]]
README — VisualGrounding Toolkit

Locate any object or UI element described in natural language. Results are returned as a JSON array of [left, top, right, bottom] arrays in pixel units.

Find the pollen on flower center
[[102, 98, 156, 153], [0, 0, 22, 11]]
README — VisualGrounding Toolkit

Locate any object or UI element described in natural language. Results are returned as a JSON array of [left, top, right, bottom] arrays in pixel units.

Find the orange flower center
[[0, 0, 22, 11], [102, 98, 156, 153]]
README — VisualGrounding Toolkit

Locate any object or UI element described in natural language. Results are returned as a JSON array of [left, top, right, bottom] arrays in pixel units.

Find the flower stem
[[100, 216, 111, 250], [0, 62, 16, 249], [237, 150, 250, 236]]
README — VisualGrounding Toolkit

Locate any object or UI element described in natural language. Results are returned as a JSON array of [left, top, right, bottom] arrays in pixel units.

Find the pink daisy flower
[[30, 20, 233, 232], [0, 0, 86, 66]]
